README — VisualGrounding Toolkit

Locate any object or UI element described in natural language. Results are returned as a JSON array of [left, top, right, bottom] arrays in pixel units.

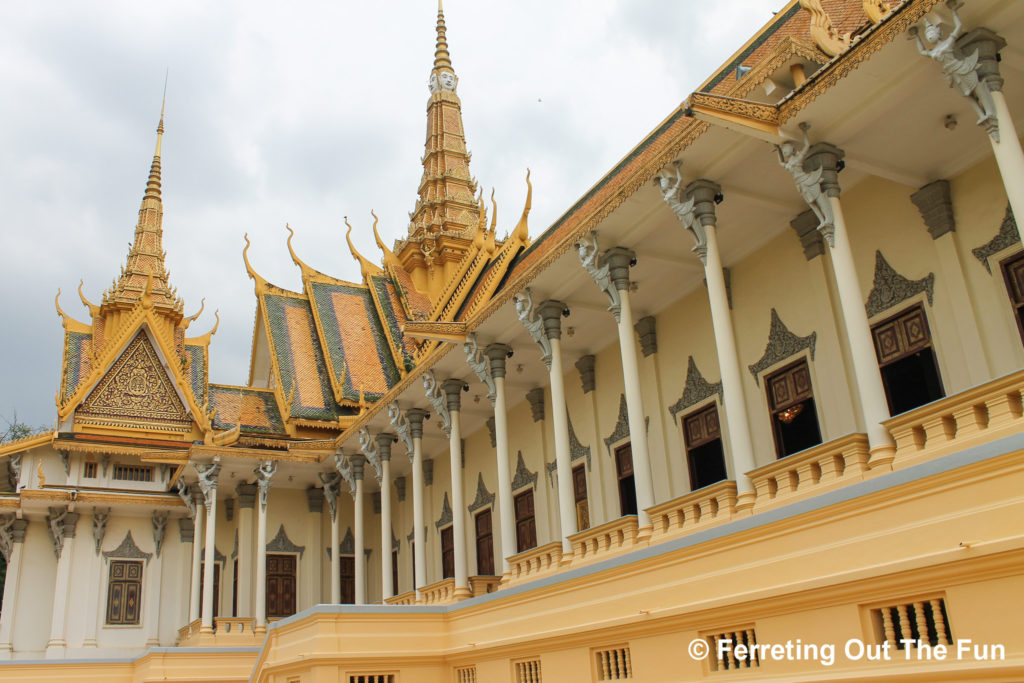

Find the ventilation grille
[[455, 666, 477, 683], [83, 461, 97, 478], [348, 675, 395, 683], [113, 464, 153, 482], [874, 598, 952, 648], [595, 646, 632, 680], [514, 658, 542, 683], [706, 628, 759, 671]]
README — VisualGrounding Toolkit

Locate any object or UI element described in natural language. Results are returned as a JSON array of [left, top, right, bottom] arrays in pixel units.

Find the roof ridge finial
[[434, 0, 452, 71], [145, 77, 166, 201]]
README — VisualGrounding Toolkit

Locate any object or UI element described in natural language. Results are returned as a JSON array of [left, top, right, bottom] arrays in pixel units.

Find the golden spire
[[103, 87, 181, 315], [433, 0, 452, 73]]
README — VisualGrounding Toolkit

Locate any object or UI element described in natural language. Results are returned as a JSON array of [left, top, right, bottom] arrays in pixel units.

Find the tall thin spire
[[104, 86, 181, 314], [433, 0, 452, 72]]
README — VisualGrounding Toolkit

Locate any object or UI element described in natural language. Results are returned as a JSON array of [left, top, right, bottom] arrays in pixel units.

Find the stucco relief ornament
[[193, 458, 222, 510], [423, 370, 452, 436], [388, 402, 414, 453], [910, 1, 999, 140], [463, 333, 496, 404], [776, 123, 836, 246], [175, 479, 195, 518], [7, 454, 21, 491], [92, 507, 110, 554], [439, 71, 457, 92], [254, 459, 278, 511], [0, 514, 15, 563], [334, 453, 356, 495], [575, 231, 621, 321], [358, 427, 382, 484], [514, 288, 553, 369], [152, 510, 168, 558], [655, 162, 706, 263]]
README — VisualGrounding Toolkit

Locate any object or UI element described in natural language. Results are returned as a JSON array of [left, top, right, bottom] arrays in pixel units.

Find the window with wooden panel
[[766, 359, 822, 458], [232, 559, 238, 616], [614, 444, 637, 517], [409, 542, 416, 591], [112, 463, 153, 482], [871, 305, 944, 415], [1001, 251, 1024, 346], [513, 489, 537, 553], [83, 461, 97, 478], [441, 525, 455, 579], [340, 555, 355, 604], [392, 548, 399, 595], [682, 403, 728, 490], [266, 554, 296, 618], [572, 464, 589, 531], [474, 508, 494, 576], [106, 560, 143, 625]]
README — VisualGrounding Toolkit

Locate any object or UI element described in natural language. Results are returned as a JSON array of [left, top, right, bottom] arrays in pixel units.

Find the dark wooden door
[[198, 562, 221, 618], [615, 444, 637, 516], [572, 465, 589, 530], [475, 508, 495, 576], [232, 560, 238, 616], [340, 556, 355, 604], [514, 489, 536, 552], [683, 403, 728, 490], [266, 554, 296, 618], [766, 358, 823, 457], [1003, 252, 1024, 345], [441, 526, 455, 579], [392, 549, 399, 595]]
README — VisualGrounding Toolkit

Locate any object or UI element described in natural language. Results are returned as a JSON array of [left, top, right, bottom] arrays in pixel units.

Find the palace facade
[[1, 0, 1023, 680]]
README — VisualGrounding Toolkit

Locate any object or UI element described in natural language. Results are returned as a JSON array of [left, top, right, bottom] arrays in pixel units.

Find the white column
[[46, 509, 80, 657], [145, 546, 164, 645], [351, 455, 366, 605], [534, 300, 578, 552], [605, 248, 656, 526], [406, 410, 428, 598], [330, 508, 340, 603], [200, 485, 219, 633], [305, 488, 323, 609], [235, 483, 256, 618], [665, 179, 757, 504], [189, 492, 204, 623], [81, 509, 109, 648], [484, 345, 516, 576], [990, 91, 1024, 231], [441, 379, 470, 599], [826, 194, 896, 460], [376, 433, 396, 601], [0, 518, 27, 658], [254, 460, 277, 631]]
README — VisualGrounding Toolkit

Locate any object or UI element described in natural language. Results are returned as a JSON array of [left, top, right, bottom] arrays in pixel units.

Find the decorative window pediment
[[102, 530, 153, 563], [669, 356, 722, 420], [266, 524, 305, 559], [748, 309, 817, 384]]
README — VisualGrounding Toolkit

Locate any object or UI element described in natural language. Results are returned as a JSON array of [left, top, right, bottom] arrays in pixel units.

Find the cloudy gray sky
[[0, 1, 777, 429]]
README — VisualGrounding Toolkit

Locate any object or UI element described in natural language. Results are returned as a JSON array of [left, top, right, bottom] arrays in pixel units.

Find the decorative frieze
[[669, 357, 723, 420], [435, 492, 453, 530], [467, 473, 495, 514], [972, 205, 1019, 274], [748, 309, 817, 384], [864, 251, 935, 318], [102, 530, 152, 563], [266, 524, 305, 559]]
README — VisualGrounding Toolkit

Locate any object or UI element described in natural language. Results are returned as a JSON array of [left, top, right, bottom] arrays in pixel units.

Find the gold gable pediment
[[76, 331, 191, 432]]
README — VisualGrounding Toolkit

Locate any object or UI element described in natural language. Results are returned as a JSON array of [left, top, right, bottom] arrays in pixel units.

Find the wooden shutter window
[[475, 509, 494, 576], [513, 489, 537, 553], [441, 526, 455, 579], [340, 556, 355, 604], [615, 444, 638, 516], [765, 358, 822, 458], [572, 464, 590, 531], [872, 305, 934, 366], [1001, 252, 1024, 346], [266, 554, 296, 618], [682, 403, 728, 490], [106, 560, 143, 625]]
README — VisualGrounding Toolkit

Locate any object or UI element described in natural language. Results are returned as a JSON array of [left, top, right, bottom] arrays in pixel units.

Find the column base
[[145, 637, 160, 647], [81, 638, 97, 648], [199, 624, 215, 635], [453, 586, 472, 601], [635, 524, 653, 545], [45, 639, 66, 658], [867, 444, 897, 471], [0, 644, 12, 660], [734, 490, 756, 514], [254, 624, 267, 635]]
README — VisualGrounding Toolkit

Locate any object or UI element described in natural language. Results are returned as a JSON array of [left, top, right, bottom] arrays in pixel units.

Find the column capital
[[603, 247, 637, 292], [10, 518, 26, 544], [804, 142, 845, 198], [178, 517, 194, 544], [575, 230, 622, 319], [405, 408, 429, 440], [789, 209, 826, 260], [349, 454, 366, 481], [375, 432, 398, 462], [634, 316, 657, 357], [526, 387, 545, 422], [574, 354, 596, 394], [484, 343, 513, 378], [441, 378, 468, 413], [536, 299, 569, 340], [306, 487, 324, 513], [957, 28, 1006, 93], [236, 482, 257, 509], [910, 179, 956, 240]]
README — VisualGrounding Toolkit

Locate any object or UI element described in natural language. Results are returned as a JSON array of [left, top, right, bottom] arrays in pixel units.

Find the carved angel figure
[[575, 231, 621, 318], [0, 514, 15, 563], [175, 479, 195, 518], [255, 459, 278, 509], [194, 459, 222, 507], [463, 333, 496, 404], [514, 288, 552, 367], [910, 2, 996, 132], [318, 470, 342, 518], [388, 402, 413, 453], [776, 124, 834, 233], [152, 510, 168, 557], [92, 507, 110, 553], [422, 370, 452, 436], [334, 453, 355, 493], [357, 427, 382, 483]]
